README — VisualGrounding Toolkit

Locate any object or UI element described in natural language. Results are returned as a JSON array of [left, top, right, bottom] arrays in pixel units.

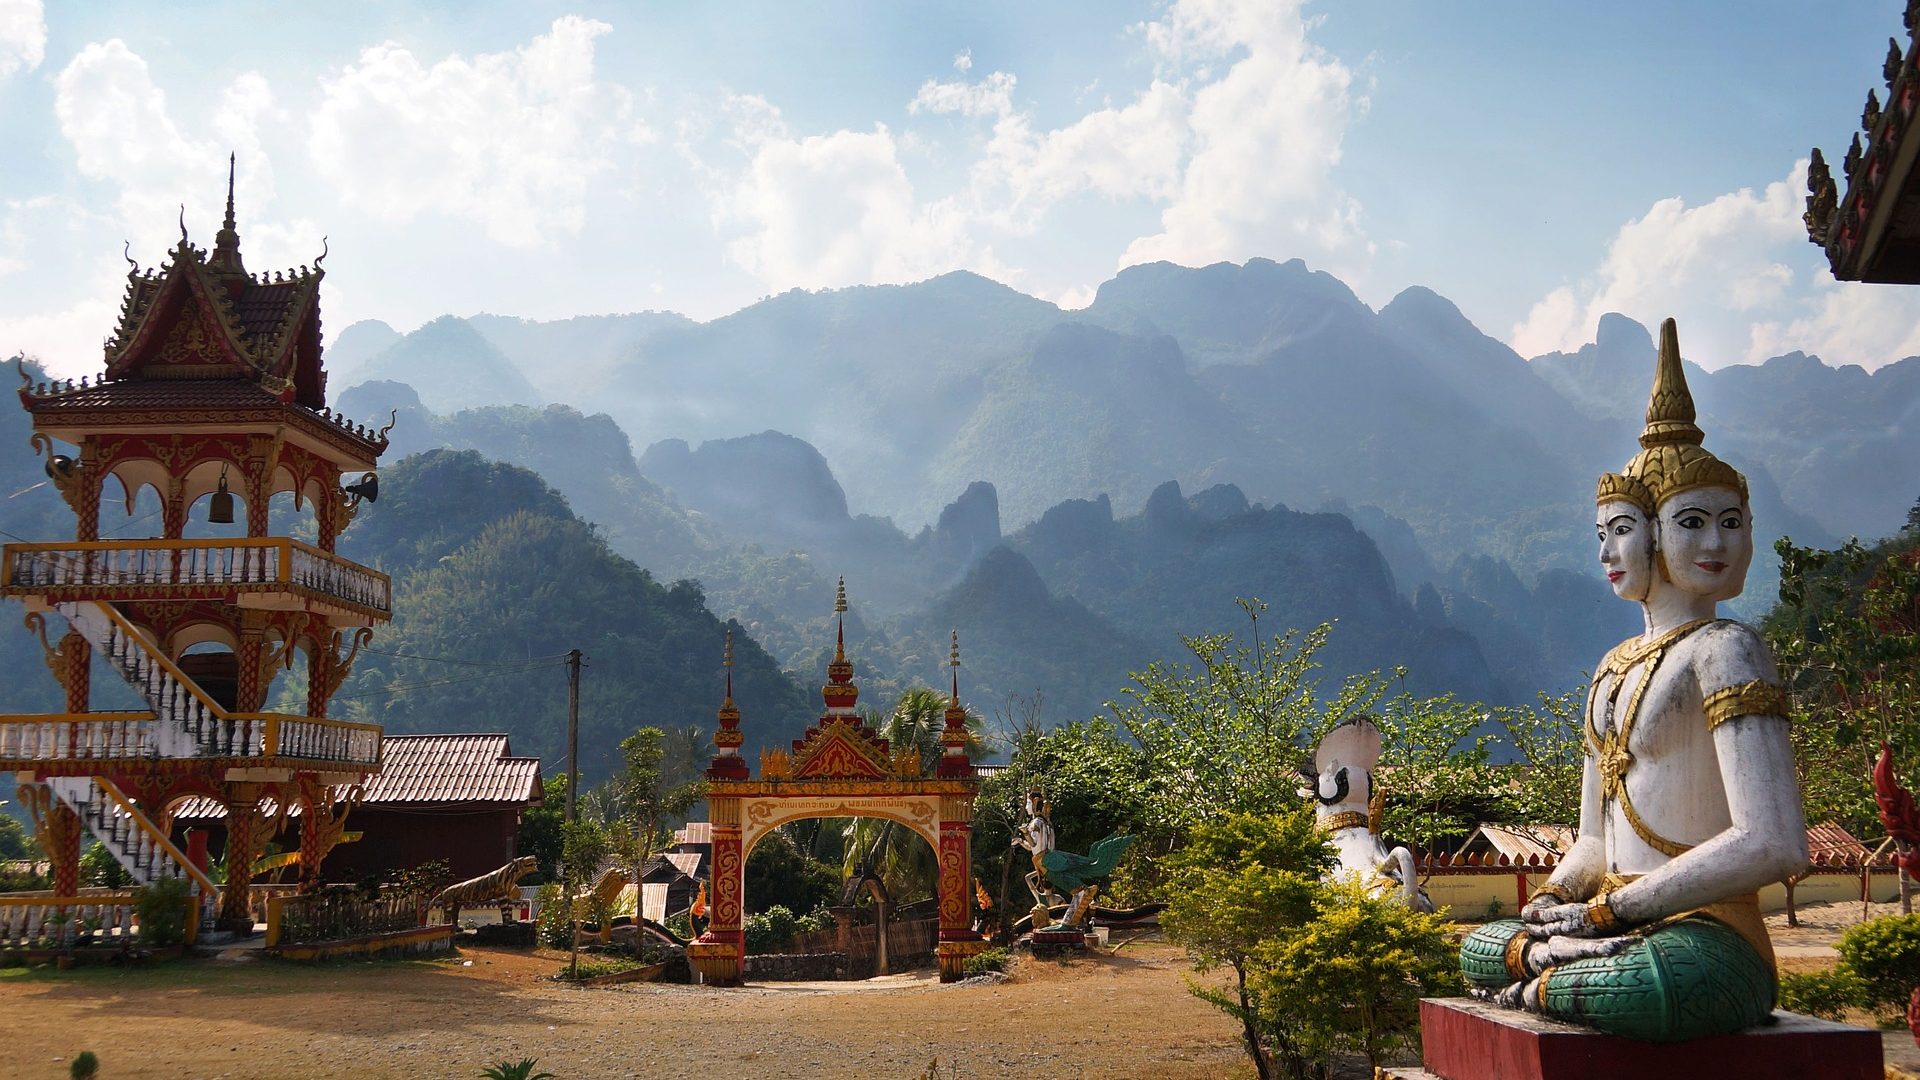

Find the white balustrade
[[7, 539, 385, 613]]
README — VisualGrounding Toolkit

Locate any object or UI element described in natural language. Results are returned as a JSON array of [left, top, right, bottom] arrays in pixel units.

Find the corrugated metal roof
[[674, 822, 712, 847], [1807, 820, 1869, 860], [172, 733, 542, 818], [1457, 823, 1576, 860], [666, 852, 702, 878]]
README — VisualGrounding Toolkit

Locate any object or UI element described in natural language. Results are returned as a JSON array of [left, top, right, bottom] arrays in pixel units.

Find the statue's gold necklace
[[1587, 618, 1718, 858]]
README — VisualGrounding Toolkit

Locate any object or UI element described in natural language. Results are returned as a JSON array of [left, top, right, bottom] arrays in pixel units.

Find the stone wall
[[743, 952, 850, 981]]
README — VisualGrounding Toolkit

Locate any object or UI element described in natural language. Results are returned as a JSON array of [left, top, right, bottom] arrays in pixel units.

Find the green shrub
[[80, 842, 130, 889], [534, 883, 570, 949], [962, 946, 1011, 978], [1249, 882, 1461, 1071], [1778, 968, 1865, 1021], [133, 876, 191, 947], [69, 1051, 98, 1079], [744, 905, 797, 954], [1837, 914, 1920, 1009]]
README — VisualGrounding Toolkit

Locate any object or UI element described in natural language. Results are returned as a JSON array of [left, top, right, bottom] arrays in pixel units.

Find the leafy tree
[[599, 726, 706, 894], [1766, 519, 1920, 838], [1106, 607, 1391, 858], [1495, 690, 1587, 837], [0, 810, 29, 860], [842, 687, 986, 902], [745, 830, 839, 916], [1371, 692, 1505, 855], [516, 776, 568, 884], [80, 841, 130, 888], [1160, 808, 1333, 1080], [560, 818, 610, 980]]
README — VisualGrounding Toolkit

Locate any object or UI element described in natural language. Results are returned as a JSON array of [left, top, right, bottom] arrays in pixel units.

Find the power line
[[328, 658, 567, 701], [360, 646, 571, 667]]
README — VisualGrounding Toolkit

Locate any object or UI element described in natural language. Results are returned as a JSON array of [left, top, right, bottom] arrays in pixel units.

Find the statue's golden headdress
[[1610, 318, 1747, 508]]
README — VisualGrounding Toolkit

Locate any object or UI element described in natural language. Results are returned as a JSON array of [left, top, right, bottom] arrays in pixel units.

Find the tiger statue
[[572, 866, 632, 943], [430, 855, 540, 924]]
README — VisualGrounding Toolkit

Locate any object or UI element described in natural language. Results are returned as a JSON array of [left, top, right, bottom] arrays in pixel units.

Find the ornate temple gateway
[[0, 160, 389, 936], [687, 581, 987, 984]]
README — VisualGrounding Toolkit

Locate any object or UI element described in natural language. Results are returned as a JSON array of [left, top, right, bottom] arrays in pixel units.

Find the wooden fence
[[785, 916, 940, 975], [265, 886, 427, 947]]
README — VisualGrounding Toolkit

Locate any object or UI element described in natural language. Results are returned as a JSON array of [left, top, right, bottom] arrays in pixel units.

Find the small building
[[1453, 823, 1577, 862], [174, 733, 543, 882]]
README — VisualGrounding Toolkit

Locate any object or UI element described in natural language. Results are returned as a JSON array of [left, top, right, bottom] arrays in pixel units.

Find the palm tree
[[841, 688, 986, 902]]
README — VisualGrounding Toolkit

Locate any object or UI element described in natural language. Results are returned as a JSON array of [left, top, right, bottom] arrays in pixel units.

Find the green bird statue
[[1040, 833, 1134, 896]]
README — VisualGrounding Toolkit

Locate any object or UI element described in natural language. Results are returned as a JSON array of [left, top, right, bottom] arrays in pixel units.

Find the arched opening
[[178, 459, 248, 541], [738, 810, 943, 977], [177, 637, 239, 711]]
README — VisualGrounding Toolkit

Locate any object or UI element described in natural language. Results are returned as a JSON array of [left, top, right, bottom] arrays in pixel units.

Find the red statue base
[[1387, 997, 1883, 1080]]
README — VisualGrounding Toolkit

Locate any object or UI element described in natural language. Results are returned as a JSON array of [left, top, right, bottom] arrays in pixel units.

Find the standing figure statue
[[1460, 319, 1808, 1042], [1012, 790, 1135, 931], [1013, 791, 1063, 927], [1303, 716, 1432, 911]]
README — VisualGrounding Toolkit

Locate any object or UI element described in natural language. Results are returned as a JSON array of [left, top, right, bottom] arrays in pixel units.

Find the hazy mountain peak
[[1593, 312, 1653, 357]]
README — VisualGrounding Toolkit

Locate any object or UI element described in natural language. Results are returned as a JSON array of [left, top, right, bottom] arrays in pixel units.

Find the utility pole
[[566, 648, 583, 822]]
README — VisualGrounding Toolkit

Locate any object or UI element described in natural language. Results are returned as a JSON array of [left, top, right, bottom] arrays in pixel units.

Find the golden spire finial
[[1618, 317, 1747, 506], [949, 629, 961, 704], [1639, 318, 1703, 450], [718, 629, 738, 715], [833, 577, 848, 665]]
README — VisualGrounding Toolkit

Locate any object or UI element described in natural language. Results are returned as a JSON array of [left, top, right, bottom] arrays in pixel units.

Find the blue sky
[[2, 0, 1915, 378]]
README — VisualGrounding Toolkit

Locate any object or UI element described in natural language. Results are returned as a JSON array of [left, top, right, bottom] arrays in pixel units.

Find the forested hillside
[[328, 450, 814, 782]]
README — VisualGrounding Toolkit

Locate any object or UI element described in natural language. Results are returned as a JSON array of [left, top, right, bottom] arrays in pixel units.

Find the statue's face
[[1596, 499, 1654, 602], [1655, 485, 1752, 603]]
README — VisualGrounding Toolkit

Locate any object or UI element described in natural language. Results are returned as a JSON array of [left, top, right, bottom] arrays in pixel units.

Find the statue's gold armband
[[1703, 679, 1791, 731]]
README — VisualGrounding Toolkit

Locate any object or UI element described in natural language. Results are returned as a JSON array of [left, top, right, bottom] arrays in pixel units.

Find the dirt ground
[[6, 903, 1920, 1080], [0, 938, 1249, 1080]]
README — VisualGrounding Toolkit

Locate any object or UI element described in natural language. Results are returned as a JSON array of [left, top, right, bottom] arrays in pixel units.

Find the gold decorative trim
[[1321, 810, 1369, 832], [1527, 882, 1571, 907], [1586, 892, 1621, 932], [1704, 679, 1790, 730], [1504, 925, 1533, 981], [1589, 619, 1721, 858]]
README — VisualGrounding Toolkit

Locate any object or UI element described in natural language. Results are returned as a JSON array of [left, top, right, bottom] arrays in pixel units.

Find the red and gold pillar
[[218, 785, 263, 932], [935, 793, 985, 982], [46, 800, 82, 899], [59, 629, 90, 713], [687, 794, 744, 985]]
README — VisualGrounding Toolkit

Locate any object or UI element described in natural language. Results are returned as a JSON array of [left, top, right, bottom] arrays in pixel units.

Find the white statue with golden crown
[[1459, 319, 1808, 1042]]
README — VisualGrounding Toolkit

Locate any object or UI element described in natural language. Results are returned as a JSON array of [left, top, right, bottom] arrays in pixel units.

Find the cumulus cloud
[[0, 0, 44, 78], [53, 40, 299, 262], [712, 98, 990, 289], [1119, 0, 1368, 273], [703, 0, 1367, 304], [1509, 161, 1920, 370], [308, 16, 648, 248]]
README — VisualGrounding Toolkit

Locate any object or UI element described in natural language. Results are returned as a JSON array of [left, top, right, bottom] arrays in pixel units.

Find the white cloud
[[308, 16, 648, 248], [1507, 161, 1920, 370], [702, 0, 1366, 305], [0, 0, 44, 78], [712, 101, 990, 289], [971, 80, 1189, 232], [1120, 0, 1368, 273], [910, 70, 1017, 118]]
